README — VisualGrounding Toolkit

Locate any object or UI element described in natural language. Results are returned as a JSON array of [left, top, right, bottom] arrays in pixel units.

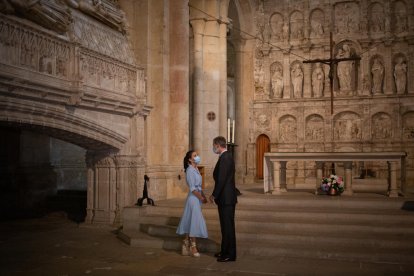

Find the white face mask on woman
[[194, 155, 201, 164]]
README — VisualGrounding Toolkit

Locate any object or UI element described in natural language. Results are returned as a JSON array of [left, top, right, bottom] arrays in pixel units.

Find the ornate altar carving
[[279, 115, 297, 143], [372, 112, 392, 140], [305, 114, 324, 141], [270, 62, 283, 98], [334, 112, 362, 141], [334, 2, 359, 34]]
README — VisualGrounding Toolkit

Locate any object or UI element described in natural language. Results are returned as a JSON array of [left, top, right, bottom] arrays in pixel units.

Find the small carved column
[[315, 161, 324, 193], [272, 161, 282, 195], [343, 161, 353, 195], [388, 161, 399, 198], [303, 63, 312, 98], [85, 152, 95, 223], [280, 161, 287, 192]]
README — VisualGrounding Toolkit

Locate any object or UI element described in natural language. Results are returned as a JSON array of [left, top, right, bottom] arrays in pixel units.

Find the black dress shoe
[[217, 256, 236, 262], [214, 252, 222, 258]]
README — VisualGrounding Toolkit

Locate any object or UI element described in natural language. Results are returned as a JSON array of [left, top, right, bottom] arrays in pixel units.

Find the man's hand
[[209, 195, 215, 204]]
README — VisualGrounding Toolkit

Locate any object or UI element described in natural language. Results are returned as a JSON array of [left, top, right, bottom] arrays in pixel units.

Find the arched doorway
[[256, 134, 270, 179]]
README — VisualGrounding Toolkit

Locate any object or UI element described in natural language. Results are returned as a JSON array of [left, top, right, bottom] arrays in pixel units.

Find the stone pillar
[[388, 161, 399, 198], [219, 0, 230, 139], [85, 154, 94, 223], [190, 19, 206, 153], [280, 161, 287, 192], [315, 161, 324, 193], [169, 1, 190, 162], [272, 161, 282, 194], [343, 161, 353, 195]]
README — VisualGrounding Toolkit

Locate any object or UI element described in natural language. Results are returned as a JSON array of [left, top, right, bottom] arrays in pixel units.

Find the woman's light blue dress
[[176, 166, 208, 238]]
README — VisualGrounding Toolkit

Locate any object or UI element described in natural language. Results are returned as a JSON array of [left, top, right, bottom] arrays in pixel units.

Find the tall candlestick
[[232, 119, 235, 143], [227, 118, 230, 142]]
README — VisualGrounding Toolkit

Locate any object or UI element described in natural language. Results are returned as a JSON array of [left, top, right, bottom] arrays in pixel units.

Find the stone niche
[[250, 0, 414, 192]]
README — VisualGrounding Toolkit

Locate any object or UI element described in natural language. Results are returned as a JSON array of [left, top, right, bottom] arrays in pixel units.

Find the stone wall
[[248, 0, 414, 190]]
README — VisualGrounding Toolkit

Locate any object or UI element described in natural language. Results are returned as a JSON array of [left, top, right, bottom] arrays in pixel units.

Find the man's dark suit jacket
[[212, 151, 237, 205]]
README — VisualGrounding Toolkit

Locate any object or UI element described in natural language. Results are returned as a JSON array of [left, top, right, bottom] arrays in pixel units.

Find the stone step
[[120, 192, 414, 263], [142, 205, 414, 226]]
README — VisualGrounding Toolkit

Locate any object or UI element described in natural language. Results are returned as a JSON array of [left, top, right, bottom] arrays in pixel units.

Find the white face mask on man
[[213, 145, 220, 154]]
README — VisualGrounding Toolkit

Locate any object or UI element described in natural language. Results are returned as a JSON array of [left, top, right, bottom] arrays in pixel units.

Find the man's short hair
[[213, 136, 227, 148]]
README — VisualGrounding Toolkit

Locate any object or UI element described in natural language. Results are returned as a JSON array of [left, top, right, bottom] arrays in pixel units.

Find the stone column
[[272, 161, 282, 194], [315, 161, 324, 193], [85, 152, 95, 223], [388, 161, 399, 198], [343, 161, 353, 195], [190, 19, 206, 153], [280, 161, 287, 192], [219, 0, 230, 140]]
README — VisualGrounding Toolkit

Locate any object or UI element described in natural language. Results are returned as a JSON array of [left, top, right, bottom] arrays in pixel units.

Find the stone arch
[[279, 115, 297, 143], [0, 99, 127, 151], [269, 12, 284, 40], [371, 112, 393, 140], [392, 0, 408, 33], [370, 55, 385, 95], [305, 114, 324, 142], [289, 10, 304, 40], [368, 2, 385, 34], [309, 8, 325, 38], [333, 111, 362, 141], [402, 111, 414, 140]]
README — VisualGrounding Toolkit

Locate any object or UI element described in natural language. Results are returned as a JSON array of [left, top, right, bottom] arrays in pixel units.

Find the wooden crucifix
[[303, 32, 361, 114]]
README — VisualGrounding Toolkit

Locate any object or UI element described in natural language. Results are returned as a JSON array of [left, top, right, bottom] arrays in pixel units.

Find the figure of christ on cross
[[303, 32, 361, 114]]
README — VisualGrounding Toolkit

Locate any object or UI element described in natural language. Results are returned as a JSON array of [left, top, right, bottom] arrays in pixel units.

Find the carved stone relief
[[279, 115, 297, 143], [310, 9, 324, 38], [334, 112, 362, 141], [403, 112, 414, 140], [392, 1, 408, 34], [369, 3, 385, 34], [334, 2, 359, 34], [254, 57, 265, 96], [372, 112, 392, 140], [254, 110, 271, 132], [269, 13, 284, 41], [270, 62, 283, 98], [305, 114, 324, 141], [289, 11, 304, 40], [370, 56, 384, 94]]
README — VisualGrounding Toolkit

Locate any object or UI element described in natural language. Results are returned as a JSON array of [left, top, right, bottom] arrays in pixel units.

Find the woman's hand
[[201, 196, 208, 204]]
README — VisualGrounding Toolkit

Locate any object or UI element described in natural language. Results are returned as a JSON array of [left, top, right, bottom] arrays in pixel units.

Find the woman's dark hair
[[183, 150, 195, 172]]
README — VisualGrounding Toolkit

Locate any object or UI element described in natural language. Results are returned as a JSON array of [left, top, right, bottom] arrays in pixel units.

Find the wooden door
[[256, 134, 270, 179]]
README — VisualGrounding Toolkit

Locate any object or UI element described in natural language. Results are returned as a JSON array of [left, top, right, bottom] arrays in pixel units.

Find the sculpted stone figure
[[394, 58, 407, 94], [312, 63, 324, 97], [291, 63, 303, 98], [271, 67, 283, 98], [65, 0, 127, 34], [371, 58, 384, 94], [0, 0, 71, 34], [336, 44, 353, 91]]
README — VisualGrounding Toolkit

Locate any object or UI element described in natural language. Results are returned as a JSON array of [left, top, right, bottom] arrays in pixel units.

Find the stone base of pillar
[[388, 190, 399, 198], [342, 190, 353, 196]]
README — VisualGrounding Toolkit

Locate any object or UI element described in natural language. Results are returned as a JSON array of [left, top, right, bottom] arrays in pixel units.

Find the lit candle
[[232, 119, 235, 143], [227, 118, 230, 142]]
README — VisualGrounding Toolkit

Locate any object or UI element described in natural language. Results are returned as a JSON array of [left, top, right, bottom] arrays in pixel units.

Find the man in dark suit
[[209, 136, 237, 262]]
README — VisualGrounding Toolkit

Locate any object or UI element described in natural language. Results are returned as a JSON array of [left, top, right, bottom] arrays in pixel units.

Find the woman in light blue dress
[[176, 150, 208, 257]]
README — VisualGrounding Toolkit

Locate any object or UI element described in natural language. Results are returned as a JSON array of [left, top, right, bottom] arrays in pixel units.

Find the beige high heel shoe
[[190, 241, 200, 257], [181, 238, 190, 256]]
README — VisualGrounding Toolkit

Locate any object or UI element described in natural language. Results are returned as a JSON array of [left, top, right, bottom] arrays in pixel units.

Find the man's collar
[[220, 149, 227, 156]]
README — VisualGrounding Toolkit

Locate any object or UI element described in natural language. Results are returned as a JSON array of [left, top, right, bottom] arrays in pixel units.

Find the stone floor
[[1, 213, 414, 276]]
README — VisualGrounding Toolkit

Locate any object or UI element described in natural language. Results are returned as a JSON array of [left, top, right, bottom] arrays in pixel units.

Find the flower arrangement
[[320, 174, 344, 194]]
